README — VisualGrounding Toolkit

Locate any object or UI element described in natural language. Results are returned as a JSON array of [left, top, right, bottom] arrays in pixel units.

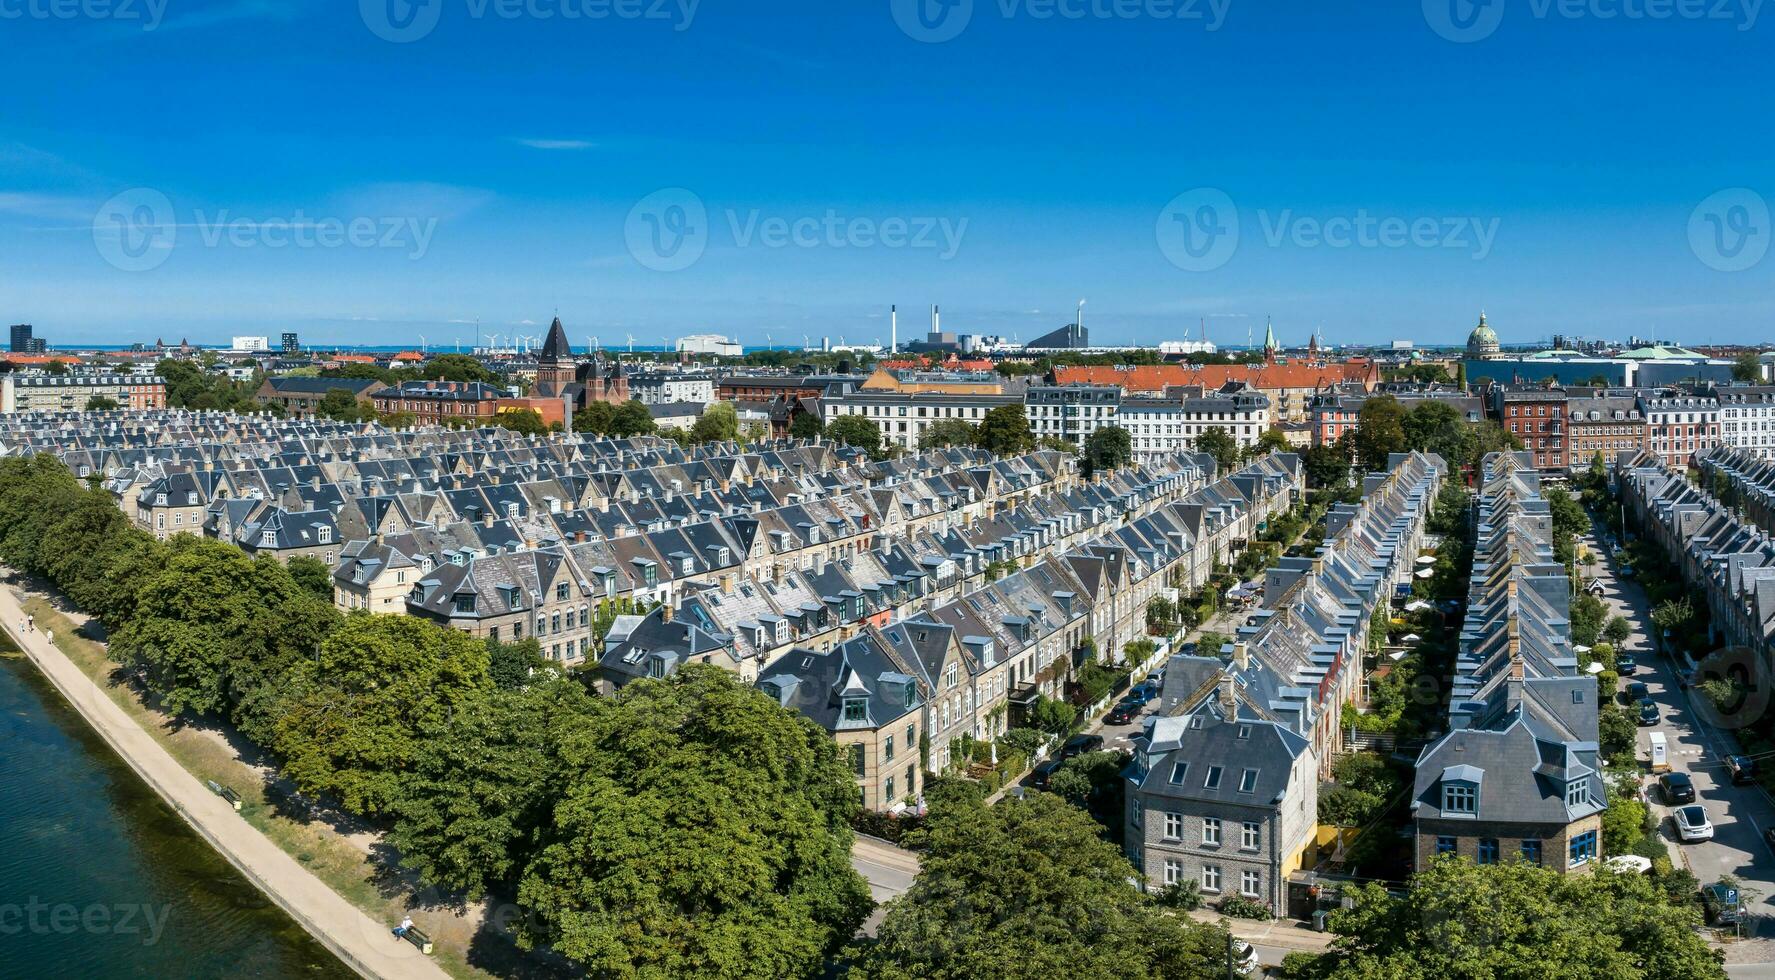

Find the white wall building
[[1025, 384, 1120, 446], [676, 334, 743, 357], [231, 336, 271, 352], [1716, 387, 1775, 460], [821, 390, 1021, 451], [628, 372, 716, 405], [1118, 388, 1270, 462]]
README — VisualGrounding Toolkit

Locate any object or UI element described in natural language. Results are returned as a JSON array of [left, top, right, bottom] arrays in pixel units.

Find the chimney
[[482, 511, 494, 529], [1232, 641, 1250, 669], [890, 304, 897, 354], [662, 601, 675, 624], [1218, 673, 1237, 717]]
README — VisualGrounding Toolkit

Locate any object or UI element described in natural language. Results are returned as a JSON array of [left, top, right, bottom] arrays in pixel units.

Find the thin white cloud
[[327, 182, 494, 221], [0, 192, 95, 223], [515, 138, 595, 151]]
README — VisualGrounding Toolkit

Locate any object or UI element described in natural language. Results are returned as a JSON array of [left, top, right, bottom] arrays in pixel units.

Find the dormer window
[[843, 698, 867, 722], [1565, 779, 1590, 808], [317, 526, 332, 544], [1444, 782, 1477, 814]]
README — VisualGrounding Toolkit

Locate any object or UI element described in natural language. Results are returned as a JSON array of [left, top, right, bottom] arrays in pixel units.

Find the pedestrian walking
[[26, 614, 33, 631]]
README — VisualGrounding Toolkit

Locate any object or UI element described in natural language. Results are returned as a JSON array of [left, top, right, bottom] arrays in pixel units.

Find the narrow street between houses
[[1583, 516, 1775, 970]]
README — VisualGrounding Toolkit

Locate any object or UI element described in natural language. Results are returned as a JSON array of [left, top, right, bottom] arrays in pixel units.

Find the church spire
[[540, 316, 573, 364]]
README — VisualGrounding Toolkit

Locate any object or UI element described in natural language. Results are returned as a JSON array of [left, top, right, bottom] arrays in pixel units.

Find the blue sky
[[1, 0, 1771, 348]]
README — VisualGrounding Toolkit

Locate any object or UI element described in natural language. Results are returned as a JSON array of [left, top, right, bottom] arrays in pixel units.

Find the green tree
[[390, 680, 600, 900], [109, 537, 338, 720], [84, 395, 121, 411], [1303, 439, 1352, 489], [850, 787, 1228, 980], [828, 414, 884, 456], [690, 401, 740, 443], [975, 405, 1035, 457], [1256, 427, 1291, 454], [1319, 858, 1723, 980], [1353, 394, 1407, 472], [1733, 351, 1762, 383], [1028, 694, 1077, 735], [486, 635, 549, 690], [1081, 425, 1134, 477], [1603, 615, 1633, 646], [790, 411, 825, 440], [608, 399, 658, 437], [272, 614, 493, 815], [1194, 426, 1239, 473], [515, 665, 872, 976], [493, 408, 550, 436], [1402, 400, 1476, 471], [285, 555, 334, 603], [920, 417, 978, 451], [315, 386, 369, 422], [573, 399, 618, 435], [421, 353, 503, 385]]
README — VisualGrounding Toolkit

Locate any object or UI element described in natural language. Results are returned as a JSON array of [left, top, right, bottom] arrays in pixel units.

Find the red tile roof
[[1053, 360, 1377, 393]]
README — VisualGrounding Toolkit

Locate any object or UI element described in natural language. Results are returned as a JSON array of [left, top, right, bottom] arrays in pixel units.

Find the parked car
[[1704, 882, 1746, 926], [1030, 758, 1065, 790], [1105, 700, 1141, 725], [1232, 940, 1259, 976], [1617, 654, 1636, 675], [1061, 733, 1104, 759], [1624, 681, 1650, 703], [1675, 804, 1715, 843], [1659, 771, 1696, 804], [1127, 682, 1158, 705], [1620, 565, 1635, 577], [1728, 755, 1759, 785], [1638, 699, 1660, 726]]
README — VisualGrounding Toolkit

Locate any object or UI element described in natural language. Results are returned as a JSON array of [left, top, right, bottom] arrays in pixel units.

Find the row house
[[1629, 451, 1775, 659], [1125, 667, 1318, 913], [1183, 452, 1444, 772], [1412, 453, 1604, 875]]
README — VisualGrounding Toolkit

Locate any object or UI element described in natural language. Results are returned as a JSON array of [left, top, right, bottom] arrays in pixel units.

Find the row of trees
[[1302, 395, 1526, 491], [0, 454, 874, 976]]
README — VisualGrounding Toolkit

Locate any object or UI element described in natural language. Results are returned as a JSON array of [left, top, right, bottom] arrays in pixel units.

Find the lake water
[[0, 641, 353, 979]]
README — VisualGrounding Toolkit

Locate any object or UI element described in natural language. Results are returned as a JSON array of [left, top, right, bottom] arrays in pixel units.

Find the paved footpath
[[0, 583, 449, 980]]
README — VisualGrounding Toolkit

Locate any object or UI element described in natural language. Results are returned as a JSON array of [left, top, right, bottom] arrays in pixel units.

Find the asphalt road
[[1586, 518, 1775, 950]]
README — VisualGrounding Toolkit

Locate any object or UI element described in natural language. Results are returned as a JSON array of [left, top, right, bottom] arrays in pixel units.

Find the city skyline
[[2, 3, 1770, 346]]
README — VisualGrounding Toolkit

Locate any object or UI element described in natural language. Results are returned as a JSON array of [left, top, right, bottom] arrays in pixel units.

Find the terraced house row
[[1698, 445, 1775, 544], [1412, 452, 1603, 875], [758, 452, 1306, 812], [1626, 449, 1775, 660], [1123, 451, 1445, 914]]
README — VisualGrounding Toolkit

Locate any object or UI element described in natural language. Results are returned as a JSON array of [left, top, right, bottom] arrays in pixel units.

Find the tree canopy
[[828, 414, 884, 456], [850, 784, 1228, 980], [1194, 426, 1239, 474], [1302, 858, 1724, 980], [975, 405, 1035, 457], [920, 417, 978, 451], [1081, 425, 1133, 477], [516, 665, 872, 977]]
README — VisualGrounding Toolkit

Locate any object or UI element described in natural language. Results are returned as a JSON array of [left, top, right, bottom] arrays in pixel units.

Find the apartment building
[[1118, 387, 1271, 461], [1640, 390, 1720, 470], [821, 389, 1023, 451], [1490, 386, 1569, 472], [1715, 387, 1775, 461], [1025, 384, 1120, 446], [1563, 391, 1646, 467], [2, 370, 167, 412], [255, 376, 387, 417]]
